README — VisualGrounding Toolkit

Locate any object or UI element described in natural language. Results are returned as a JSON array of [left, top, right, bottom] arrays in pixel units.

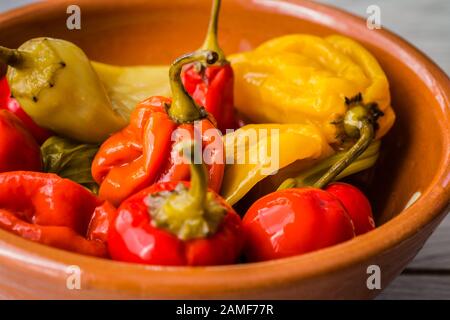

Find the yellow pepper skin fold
[[229, 34, 395, 144], [221, 123, 333, 205]]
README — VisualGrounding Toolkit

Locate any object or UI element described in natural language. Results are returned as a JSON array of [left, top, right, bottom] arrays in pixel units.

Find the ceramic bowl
[[0, 0, 449, 299]]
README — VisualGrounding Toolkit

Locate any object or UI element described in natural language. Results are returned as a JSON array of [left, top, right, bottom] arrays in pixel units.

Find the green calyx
[[168, 50, 219, 123], [279, 93, 383, 190], [343, 92, 384, 138], [201, 0, 226, 63], [144, 147, 226, 241]]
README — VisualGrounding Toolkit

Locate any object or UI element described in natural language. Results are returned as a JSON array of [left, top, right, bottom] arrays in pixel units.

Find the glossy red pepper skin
[[108, 181, 243, 266], [0, 110, 41, 173], [325, 182, 375, 235], [182, 62, 238, 133], [242, 187, 355, 262], [92, 96, 224, 207], [0, 172, 110, 257], [0, 77, 52, 144], [87, 201, 117, 243]]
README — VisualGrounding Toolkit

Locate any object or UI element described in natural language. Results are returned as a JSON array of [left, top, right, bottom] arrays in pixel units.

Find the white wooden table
[[1, 0, 449, 299]]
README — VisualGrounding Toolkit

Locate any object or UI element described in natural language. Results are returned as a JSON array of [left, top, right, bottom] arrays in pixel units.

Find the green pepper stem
[[278, 98, 381, 191], [0, 46, 28, 68], [313, 120, 374, 189], [168, 50, 218, 123], [146, 142, 225, 240], [201, 0, 226, 62], [188, 156, 208, 211], [278, 140, 380, 190], [278, 94, 383, 190]]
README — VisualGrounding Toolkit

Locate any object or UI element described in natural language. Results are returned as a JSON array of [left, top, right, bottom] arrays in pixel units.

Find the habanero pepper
[[325, 182, 375, 236], [242, 182, 375, 262], [0, 172, 115, 257], [0, 76, 52, 144], [181, 0, 239, 133], [92, 50, 224, 206], [228, 34, 395, 144], [243, 187, 355, 262], [108, 150, 243, 266]]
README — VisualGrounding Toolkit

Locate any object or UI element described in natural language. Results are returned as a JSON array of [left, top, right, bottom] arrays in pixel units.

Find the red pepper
[[242, 187, 355, 262], [0, 171, 112, 257], [87, 201, 117, 243], [108, 154, 243, 266], [0, 110, 41, 173], [92, 51, 224, 206], [181, 0, 239, 133], [0, 77, 52, 144], [325, 182, 375, 235]]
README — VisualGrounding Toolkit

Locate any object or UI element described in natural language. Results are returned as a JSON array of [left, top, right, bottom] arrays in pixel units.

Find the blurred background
[[0, 0, 449, 299], [317, 0, 449, 74]]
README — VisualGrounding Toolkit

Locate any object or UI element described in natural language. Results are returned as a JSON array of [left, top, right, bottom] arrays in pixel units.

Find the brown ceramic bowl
[[0, 0, 449, 299]]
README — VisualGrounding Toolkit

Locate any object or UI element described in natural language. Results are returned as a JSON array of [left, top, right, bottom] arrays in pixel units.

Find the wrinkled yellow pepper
[[221, 123, 334, 205], [229, 34, 395, 144], [222, 34, 395, 205]]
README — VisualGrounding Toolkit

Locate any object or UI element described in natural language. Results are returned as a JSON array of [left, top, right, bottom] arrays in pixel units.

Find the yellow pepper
[[222, 34, 395, 205], [221, 123, 382, 206], [221, 123, 334, 205], [229, 34, 395, 144]]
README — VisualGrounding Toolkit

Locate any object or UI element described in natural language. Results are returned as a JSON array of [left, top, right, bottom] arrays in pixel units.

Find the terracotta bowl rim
[[0, 0, 449, 293]]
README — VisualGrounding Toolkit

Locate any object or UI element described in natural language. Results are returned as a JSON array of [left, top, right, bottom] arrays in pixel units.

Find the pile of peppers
[[0, 0, 395, 266]]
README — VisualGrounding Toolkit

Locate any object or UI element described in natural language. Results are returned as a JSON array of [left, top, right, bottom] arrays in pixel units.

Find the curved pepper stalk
[[201, 0, 226, 63], [279, 95, 384, 190], [168, 50, 218, 123]]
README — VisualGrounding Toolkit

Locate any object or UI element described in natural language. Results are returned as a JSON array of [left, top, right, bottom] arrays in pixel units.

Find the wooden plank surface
[[1, 0, 449, 300], [378, 275, 450, 300], [407, 215, 450, 270]]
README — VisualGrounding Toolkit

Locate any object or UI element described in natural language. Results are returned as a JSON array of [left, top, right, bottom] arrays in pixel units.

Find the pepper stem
[[0, 46, 28, 68], [278, 140, 380, 190], [186, 146, 208, 211], [279, 101, 381, 190], [145, 143, 226, 240], [168, 50, 218, 123], [201, 0, 226, 62], [313, 120, 374, 189]]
